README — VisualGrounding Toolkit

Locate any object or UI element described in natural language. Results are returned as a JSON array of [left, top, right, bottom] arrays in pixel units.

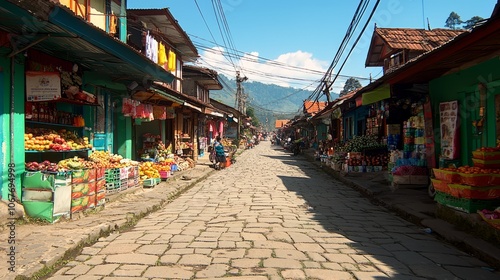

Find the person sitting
[[214, 136, 226, 169]]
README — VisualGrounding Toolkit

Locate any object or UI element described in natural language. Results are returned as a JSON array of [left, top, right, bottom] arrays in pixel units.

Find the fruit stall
[[333, 135, 388, 173], [431, 146, 500, 215], [22, 151, 142, 222]]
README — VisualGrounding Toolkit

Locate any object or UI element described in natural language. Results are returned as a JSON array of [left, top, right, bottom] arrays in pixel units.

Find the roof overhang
[[127, 8, 198, 62], [183, 65, 223, 90], [0, 0, 175, 84]]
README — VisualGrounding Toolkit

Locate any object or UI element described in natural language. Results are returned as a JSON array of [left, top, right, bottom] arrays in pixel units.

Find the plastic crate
[[143, 178, 160, 187], [434, 191, 500, 213]]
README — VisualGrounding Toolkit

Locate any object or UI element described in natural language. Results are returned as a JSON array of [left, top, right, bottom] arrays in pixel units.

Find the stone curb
[[300, 151, 500, 270], [4, 163, 217, 280]]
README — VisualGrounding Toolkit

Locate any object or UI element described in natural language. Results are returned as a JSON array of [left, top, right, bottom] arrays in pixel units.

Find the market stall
[[432, 146, 500, 214]]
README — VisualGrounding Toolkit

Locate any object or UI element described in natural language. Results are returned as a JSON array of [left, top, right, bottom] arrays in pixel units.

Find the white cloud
[[196, 47, 329, 89]]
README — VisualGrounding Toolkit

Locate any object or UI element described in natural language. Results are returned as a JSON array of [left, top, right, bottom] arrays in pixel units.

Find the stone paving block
[[194, 248, 212, 254], [135, 244, 169, 255], [322, 253, 356, 264], [98, 243, 141, 255], [253, 240, 295, 250], [217, 240, 236, 248], [245, 248, 273, 259], [265, 231, 293, 243], [321, 262, 344, 270], [84, 255, 106, 266], [80, 247, 102, 256], [263, 258, 302, 269], [101, 277, 148, 280], [188, 241, 218, 248], [159, 254, 181, 264], [305, 268, 354, 280], [48, 275, 76, 280], [294, 243, 325, 253], [86, 264, 120, 276], [114, 232, 145, 240], [288, 232, 315, 243], [236, 241, 252, 248], [210, 248, 246, 258], [105, 253, 158, 265], [169, 235, 195, 243], [111, 265, 147, 277], [63, 265, 92, 275], [178, 254, 212, 265], [72, 275, 102, 280], [274, 249, 308, 260], [231, 258, 261, 268], [281, 269, 306, 279], [240, 267, 280, 279], [241, 232, 266, 241], [195, 263, 229, 278]]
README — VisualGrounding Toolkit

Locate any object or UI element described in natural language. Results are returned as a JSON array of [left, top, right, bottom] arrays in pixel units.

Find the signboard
[[26, 71, 61, 101], [439, 101, 459, 160]]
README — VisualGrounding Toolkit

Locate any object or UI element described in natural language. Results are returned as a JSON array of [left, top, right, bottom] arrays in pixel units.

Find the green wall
[[0, 52, 26, 201], [429, 56, 500, 166]]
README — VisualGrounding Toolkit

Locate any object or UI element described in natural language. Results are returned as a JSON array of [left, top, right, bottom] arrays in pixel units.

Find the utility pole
[[236, 71, 248, 113], [323, 80, 332, 102], [235, 71, 248, 138]]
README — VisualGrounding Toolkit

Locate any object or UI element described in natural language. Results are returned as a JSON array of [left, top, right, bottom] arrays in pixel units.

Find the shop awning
[[362, 84, 391, 105], [0, 0, 175, 84]]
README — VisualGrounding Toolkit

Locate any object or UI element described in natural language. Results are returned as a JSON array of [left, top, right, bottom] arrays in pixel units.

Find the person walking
[[214, 136, 226, 169]]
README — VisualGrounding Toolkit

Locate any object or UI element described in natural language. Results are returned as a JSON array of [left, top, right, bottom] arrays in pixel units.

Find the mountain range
[[210, 74, 338, 131]]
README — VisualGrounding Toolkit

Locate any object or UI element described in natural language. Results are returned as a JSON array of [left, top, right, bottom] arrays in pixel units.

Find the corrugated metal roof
[[303, 101, 327, 115]]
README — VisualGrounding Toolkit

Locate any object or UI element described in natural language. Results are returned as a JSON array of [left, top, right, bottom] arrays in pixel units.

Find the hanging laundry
[[168, 50, 176, 72], [145, 31, 152, 60], [158, 43, 167, 66], [151, 38, 158, 64], [109, 12, 118, 35]]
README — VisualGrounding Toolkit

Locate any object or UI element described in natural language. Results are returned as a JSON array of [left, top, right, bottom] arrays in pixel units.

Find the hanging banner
[[166, 107, 175, 119], [26, 71, 61, 101], [439, 101, 459, 160]]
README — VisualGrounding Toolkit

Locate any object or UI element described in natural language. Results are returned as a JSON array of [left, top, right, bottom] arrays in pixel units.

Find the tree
[[246, 107, 260, 127], [445, 12, 463, 30], [339, 77, 362, 97], [463, 16, 484, 29]]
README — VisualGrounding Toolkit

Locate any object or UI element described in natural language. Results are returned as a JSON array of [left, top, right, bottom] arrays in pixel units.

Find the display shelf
[[25, 149, 91, 153], [26, 120, 84, 129]]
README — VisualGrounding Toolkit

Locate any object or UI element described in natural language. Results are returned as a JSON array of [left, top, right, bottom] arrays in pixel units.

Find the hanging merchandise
[[134, 103, 145, 119], [153, 106, 167, 120], [122, 98, 135, 117], [145, 104, 154, 121], [166, 107, 175, 119]]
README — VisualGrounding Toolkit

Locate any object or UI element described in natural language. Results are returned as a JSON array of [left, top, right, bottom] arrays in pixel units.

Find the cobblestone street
[[49, 142, 500, 280]]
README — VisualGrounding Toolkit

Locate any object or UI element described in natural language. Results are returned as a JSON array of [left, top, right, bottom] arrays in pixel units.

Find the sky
[[127, 0, 497, 95]]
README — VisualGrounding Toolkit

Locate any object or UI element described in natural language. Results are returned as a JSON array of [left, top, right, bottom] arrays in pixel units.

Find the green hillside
[[210, 74, 338, 131]]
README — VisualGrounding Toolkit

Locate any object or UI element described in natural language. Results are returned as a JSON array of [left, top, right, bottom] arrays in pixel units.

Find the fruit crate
[[434, 191, 500, 213], [143, 178, 161, 187], [105, 182, 121, 194], [119, 178, 128, 191]]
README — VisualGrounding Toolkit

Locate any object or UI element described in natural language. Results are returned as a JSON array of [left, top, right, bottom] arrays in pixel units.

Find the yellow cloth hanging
[[168, 50, 176, 72], [158, 43, 167, 66], [109, 12, 117, 35]]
